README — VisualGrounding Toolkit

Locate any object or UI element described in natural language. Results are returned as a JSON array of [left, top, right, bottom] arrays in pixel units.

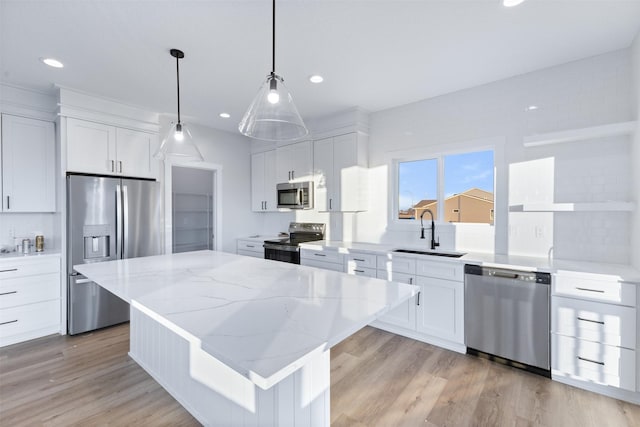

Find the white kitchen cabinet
[[300, 247, 345, 272], [0, 255, 61, 347], [236, 239, 265, 258], [1, 114, 55, 212], [251, 150, 277, 212], [313, 133, 368, 212], [276, 141, 312, 183], [66, 118, 157, 179], [415, 276, 464, 344], [376, 269, 417, 330]]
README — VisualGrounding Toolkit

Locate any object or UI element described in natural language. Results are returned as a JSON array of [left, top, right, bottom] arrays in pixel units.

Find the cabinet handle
[[0, 268, 18, 273], [0, 291, 17, 296], [247, 245, 255, 248], [409, 277, 413, 285], [577, 317, 605, 325], [314, 253, 326, 257], [118, 161, 123, 173], [264, 201, 267, 210], [291, 170, 295, 180], [0, 320, 18, 326], [329, 199, 332, 210], [111, 160, 115, 172], [288, 171, 291, 180], [575, 287, 605, 293], [353, 258, 365, 262], [577, 356, 604, 366], [354, 269, 365, 273], [416, 291, 421, 306], [6, 196, 9, 210]]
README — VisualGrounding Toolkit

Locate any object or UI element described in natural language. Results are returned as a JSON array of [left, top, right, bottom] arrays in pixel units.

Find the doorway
[[170, 165, 217, 253]]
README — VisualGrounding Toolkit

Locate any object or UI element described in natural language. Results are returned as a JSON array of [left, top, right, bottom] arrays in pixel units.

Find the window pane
[[444, 150, 494, 224], [398, 159, 437, 220]]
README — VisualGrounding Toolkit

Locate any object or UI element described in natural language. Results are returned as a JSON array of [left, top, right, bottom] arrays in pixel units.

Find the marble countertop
[[299, 240, 640, 283], [75, 250, 418, 390]]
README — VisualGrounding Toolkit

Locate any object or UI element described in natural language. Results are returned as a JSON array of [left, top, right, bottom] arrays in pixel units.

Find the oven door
[[264, 244, 300, 264]]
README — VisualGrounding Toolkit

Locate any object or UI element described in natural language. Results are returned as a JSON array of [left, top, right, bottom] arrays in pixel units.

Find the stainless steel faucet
[[420, 209, 440, 250]]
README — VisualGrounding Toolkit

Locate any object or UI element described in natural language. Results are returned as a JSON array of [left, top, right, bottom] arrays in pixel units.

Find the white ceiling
[[1, 0, 640, 134]]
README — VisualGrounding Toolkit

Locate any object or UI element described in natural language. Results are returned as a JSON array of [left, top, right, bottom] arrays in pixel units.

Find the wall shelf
[[509, 202, 635, 212], [523, 121, 637, 147]]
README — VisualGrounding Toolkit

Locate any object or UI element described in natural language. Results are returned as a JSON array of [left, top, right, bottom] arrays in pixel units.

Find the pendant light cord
[[176, 53, 181, 123], [271, 0, 276, 75]]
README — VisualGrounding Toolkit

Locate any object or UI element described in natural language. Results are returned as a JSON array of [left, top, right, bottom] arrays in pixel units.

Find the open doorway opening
[[170, 166, 216, 253]]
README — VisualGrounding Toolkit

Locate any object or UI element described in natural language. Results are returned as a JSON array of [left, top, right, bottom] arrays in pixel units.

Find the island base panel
[[129, 305, 330, 426]]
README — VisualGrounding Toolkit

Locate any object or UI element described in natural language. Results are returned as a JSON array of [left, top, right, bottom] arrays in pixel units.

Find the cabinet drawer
[[0, 273, 60, 309], [552, 334, 636, 391], [346, 252, 377, 270], [416, 259, 463, 281], [0, 299, 60, 342], [553, 274, 636, 306], [347, 266, 376, 278], [301, 258, 345, 272], [236, 240, 264, 253], [0, 257, 60, 279], [300, 248, 344, 265], [376, 270, 416, 285], [552, 296, 636, 349]]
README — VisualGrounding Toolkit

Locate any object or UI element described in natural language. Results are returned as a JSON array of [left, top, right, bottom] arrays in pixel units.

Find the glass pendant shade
[[154, 121, 204, 161], [239, 73, 308, 141]]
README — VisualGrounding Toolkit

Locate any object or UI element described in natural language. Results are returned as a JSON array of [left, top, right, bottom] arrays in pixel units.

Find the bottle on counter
[[35, 235, 44, 252]]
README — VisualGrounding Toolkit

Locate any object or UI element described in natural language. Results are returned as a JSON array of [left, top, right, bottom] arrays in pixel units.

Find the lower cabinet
[[300, 247, 345, 272], [415, 276, 464, 344], [236, 239, 264, 258], [376, 270, 416, 330], [0, 255, 61, 347]]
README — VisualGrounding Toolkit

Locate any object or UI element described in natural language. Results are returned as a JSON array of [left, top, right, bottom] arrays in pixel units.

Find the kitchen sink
[[392, 249, 466, 258]]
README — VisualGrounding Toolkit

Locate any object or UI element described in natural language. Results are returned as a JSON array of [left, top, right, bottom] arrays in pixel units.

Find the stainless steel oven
[[276, 182, 313, 209], [263, 222, 325, 264]]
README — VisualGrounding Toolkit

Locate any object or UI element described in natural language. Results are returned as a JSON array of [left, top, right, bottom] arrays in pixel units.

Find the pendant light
[[239, 0, 308, 141], [154, 49, 204, 161]]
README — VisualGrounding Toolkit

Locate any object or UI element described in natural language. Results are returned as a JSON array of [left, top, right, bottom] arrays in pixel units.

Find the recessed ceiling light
[[219, 113, 230, 119], [503, 0, 526, 7], [40, 57, 64, 68], [309, 75, 324, 84], [527, 105, 539, 111]]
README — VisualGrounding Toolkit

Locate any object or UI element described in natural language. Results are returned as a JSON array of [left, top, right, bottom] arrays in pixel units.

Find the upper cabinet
[[275, 141, 312, 183], [313, 133, 368, 212], [66, 118, 157, 179], [1, 114, 55, 212], [251, 150, 278, 212]]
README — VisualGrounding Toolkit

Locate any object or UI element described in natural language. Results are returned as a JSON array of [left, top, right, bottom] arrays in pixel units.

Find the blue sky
[[398, 150, 494, 210]]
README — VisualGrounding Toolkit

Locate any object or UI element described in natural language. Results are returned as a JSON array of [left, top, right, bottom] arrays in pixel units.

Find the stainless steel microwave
[[277, 182, 313, 209]]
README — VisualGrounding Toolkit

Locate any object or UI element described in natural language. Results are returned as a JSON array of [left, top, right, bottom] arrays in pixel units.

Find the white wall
[[357, 49, 634, 263], [159, 117, 260, 253], [631, 30, 640, 270]]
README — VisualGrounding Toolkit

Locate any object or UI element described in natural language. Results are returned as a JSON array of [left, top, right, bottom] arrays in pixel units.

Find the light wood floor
[[1, 324, 639, 426]]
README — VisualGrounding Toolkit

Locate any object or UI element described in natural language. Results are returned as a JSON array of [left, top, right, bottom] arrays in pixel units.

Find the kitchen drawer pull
[[314, 253, 326, 257], [577, 356, 605, 366], [0, 319, 18, 326], [246, 244, 255, 248], [354, 269, 365, 273], [577, 317, 604, 325], [0, 291, 17, 296], [575, 287, 605, 293], [0, 268, 18, 273], [416, 291, 421, 306], [353, 258, 365, 262]]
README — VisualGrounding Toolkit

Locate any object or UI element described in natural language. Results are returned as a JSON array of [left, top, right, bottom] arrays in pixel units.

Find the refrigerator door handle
[[116, 184, 122, 259], [122, 184, 129, 259]]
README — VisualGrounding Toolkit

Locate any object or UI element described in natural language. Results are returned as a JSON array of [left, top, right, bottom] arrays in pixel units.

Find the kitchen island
[[75, 250, 417, 426]]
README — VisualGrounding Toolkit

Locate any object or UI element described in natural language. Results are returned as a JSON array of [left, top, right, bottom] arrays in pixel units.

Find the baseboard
[[370, 321, 466, 354], [552, 370, 640, 405]]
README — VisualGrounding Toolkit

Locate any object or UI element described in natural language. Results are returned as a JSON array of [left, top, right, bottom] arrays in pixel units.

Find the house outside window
[[397, 150, 494, 224]]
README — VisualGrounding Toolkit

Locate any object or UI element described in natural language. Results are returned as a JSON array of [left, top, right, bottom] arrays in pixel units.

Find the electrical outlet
[[535, 226, 544, 238]]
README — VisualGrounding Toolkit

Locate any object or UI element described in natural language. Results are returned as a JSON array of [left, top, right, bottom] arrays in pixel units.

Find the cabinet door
[[313, 137, 333, 212], [276, 141, 312, 183], [332, 133, 359, 212], [251, 152, 266, 211], [67, 118, 116, 174], [115, 128, 156, 178], [263, 149, 277, 211], [416, 276, 464, 344], [377, 270, 417, 330], [1, 115, 55, 212]]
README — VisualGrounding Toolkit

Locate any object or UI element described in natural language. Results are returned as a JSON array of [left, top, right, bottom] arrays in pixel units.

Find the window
[[396, 149, 494, 224]]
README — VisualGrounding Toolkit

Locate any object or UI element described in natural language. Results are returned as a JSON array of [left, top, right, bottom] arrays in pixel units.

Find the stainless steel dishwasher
[[464, 264, 551, 377]]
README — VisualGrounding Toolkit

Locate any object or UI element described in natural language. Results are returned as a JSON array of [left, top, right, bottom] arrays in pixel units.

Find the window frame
[[390, 145, 496, 228]]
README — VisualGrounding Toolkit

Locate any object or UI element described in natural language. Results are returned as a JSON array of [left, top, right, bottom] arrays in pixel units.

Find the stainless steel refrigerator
[[67, 174, 162, 335]]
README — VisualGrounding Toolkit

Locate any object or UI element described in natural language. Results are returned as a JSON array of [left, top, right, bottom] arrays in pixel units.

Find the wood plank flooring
[[1, 324, 639, 426]]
